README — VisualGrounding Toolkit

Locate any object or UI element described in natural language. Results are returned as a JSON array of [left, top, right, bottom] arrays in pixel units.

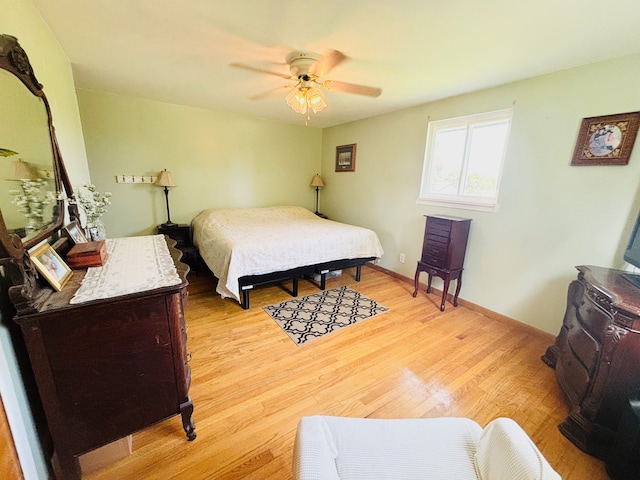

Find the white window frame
[[417, 108, 513, 213]]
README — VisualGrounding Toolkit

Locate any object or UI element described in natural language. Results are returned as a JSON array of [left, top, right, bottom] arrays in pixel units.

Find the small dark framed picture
[[335, 144, 357, 172], [28, 241, 73, 291], [571, 111, 640, 166], [63, 221, 88, 245]]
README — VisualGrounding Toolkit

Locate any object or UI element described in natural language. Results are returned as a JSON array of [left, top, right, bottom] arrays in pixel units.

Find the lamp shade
[[6, 159, 36, 180], [155, 169, 176, 187], [310, 174, 325, 188]]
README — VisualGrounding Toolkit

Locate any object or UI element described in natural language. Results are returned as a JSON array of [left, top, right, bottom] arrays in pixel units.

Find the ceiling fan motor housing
[[286, 51, 319, 79]]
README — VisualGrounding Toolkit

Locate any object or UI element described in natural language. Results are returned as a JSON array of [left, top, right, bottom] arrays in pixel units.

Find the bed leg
[[320, 274, 326, 290], [241, 290, 250, 309], [292, 278, 299, 297], [355, 265, 362, 281]]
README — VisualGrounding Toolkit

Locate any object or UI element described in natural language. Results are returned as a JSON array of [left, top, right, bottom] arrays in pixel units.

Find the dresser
[[542, 265, 640, 459], [12, 236, 195, 480], [412, 215, 471, 311]]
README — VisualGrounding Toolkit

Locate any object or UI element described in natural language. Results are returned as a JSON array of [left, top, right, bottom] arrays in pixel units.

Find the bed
[[192, 206, 384, 308]]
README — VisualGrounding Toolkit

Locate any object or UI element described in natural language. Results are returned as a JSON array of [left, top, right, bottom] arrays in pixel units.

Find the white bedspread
[[192, 206, 384, 302]]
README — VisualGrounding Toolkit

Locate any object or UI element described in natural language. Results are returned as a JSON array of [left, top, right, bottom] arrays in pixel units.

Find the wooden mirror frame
[[0, 34, 79, 314], [0, 35, 78, 259]]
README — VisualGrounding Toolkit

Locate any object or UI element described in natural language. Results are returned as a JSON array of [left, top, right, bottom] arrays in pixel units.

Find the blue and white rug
[[263, 286, 389, 345]]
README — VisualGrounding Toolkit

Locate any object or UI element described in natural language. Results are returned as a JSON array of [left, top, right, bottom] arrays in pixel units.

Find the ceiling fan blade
[[230, 63, 292, 79], [311, 50, 347, 77], [249, 85, 292, 100], [323, 80, 382, 97]]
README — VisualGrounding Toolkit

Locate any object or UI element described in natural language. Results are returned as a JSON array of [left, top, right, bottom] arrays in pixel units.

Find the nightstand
[[157, 224, 201, 275]]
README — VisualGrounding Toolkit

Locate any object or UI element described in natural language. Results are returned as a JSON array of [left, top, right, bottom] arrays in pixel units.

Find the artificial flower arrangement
[[72, 183, 112, 227], [60, 183, 112, 240], [9, 178, 57, 228]]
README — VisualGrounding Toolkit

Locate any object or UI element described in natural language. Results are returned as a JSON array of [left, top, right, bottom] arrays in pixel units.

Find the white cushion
[[293, 416, 482, 480], [474, 418, 561, 480]]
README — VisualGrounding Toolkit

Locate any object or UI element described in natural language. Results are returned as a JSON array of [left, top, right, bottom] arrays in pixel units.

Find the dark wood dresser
[[412, 215, 471, 311], [542, 265, 640, 459], [12, 237, 195, 480]]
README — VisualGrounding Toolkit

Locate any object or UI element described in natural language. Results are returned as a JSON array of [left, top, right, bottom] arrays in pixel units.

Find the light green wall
[[1, 0, 90, 478], [322, 52, 640, 334], [78, 54, 640, 336], [76, 90, 323, 238]]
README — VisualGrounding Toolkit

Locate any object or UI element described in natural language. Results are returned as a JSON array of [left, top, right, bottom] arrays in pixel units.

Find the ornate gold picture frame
[[571, 111, 640, 166], [28, 241, 73, 291]]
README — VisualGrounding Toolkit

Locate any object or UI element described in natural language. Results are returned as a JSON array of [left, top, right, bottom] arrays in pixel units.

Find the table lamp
[[310, 174, 325, 216], [155, 169, 177, 227]]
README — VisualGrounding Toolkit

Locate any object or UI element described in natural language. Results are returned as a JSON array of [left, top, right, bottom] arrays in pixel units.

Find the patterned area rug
[[263, 286, 389, 345]]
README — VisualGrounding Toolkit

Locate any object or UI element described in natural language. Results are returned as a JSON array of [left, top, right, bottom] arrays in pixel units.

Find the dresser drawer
[[417, 262, 443, 277], [426, 220, 451, 238], [421, 254, 446, 268], [556, 352, 591, 405], [566, 318, 600, 375], [425, 233, 449, 247], [575, 293, 614, 342]]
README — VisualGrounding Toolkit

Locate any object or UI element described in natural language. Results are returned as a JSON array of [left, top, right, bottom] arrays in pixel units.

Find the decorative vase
[[87, 221, 106, 241]]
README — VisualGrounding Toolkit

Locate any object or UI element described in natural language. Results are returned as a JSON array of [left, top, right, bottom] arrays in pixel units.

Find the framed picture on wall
[[571, 111, 640, 166], [28, 241, 73, 291], [335, 144, 357, 172]]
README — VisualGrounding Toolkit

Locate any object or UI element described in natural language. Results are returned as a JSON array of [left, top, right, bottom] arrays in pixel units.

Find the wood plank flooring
[[84, 266, 609, 479]]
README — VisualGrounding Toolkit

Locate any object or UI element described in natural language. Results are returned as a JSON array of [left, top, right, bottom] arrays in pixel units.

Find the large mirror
[[0, 34, 75, 260], [0, 69, 57, 241]]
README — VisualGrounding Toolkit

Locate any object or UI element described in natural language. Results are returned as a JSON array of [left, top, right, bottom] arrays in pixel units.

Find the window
[[418, 108, 513, 212]]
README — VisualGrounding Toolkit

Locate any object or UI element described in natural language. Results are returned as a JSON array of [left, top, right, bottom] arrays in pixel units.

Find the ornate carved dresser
[[0, 35, 194, 480], [542, 265, 640, 459], [13, 237, 195, 480]]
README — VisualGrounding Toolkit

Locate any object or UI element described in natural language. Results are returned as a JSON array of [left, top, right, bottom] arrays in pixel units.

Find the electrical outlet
[[399, 253, 405, 263]]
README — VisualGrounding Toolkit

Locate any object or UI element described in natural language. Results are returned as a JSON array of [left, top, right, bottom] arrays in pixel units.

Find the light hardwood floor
[[84, 266, 609, 480]]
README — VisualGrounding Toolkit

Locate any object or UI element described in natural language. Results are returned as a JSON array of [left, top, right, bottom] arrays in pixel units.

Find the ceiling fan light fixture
[[307, 87, 326, 113], [285, 88, 308, 114], [285, 85, 326, 121]]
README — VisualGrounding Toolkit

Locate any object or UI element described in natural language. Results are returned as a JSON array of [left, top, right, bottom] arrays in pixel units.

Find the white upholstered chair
[[293, 416, 561, 480]]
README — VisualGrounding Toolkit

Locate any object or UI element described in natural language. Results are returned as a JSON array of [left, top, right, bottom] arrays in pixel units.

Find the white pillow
[[474, 418, 561, 480]]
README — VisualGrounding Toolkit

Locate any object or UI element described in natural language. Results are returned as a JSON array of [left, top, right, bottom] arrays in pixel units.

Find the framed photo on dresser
[[28, 241, 73, 291], [63, 220, 88, 245]]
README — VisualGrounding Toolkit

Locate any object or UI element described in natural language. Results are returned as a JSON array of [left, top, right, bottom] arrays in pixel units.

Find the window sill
[[416, 197, 500, 213]]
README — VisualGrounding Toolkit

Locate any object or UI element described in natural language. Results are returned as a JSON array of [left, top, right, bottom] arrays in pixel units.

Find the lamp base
[[161, 221, 178, 228]]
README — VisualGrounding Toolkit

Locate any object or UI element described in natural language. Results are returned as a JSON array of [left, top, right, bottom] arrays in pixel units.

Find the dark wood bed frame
[[238, 257, 376, 309]]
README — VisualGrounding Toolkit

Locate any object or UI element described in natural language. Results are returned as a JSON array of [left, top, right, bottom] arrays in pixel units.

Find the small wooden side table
[[412, 215, 471, 311], [157, 224, 201, 274]]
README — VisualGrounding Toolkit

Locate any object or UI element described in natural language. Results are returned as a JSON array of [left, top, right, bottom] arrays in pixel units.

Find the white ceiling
[[32, 0, 640, 128]]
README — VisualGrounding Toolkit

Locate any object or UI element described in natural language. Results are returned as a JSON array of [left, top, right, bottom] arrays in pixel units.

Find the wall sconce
[[310, 174, 325, 216], [155, 169, 177, 227]]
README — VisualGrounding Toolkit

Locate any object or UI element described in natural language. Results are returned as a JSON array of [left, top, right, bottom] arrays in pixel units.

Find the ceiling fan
[[231, 50, 382, 122]]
